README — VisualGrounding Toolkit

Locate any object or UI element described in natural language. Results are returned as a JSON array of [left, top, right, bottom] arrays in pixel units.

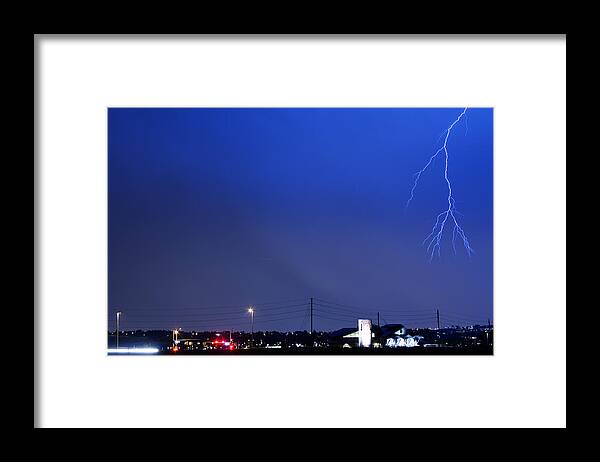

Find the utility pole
[[377, 312, 380, 328], [310, 297, 313, 334], [436, 309, 440, 330], [116, 311, 121, 349]]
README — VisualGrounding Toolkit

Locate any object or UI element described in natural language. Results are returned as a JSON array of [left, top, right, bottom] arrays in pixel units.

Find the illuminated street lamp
[[116, 311, 122, 349], [172, 328, 181, 351], [248, 307, 255, 348]]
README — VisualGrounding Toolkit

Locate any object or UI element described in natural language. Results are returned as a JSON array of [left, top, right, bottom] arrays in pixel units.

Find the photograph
[[107, 107, 493, 355], [35, 34, 566, 430]]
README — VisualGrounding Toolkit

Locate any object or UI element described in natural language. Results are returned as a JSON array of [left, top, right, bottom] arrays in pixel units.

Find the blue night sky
[[108, 108, 493, 332]]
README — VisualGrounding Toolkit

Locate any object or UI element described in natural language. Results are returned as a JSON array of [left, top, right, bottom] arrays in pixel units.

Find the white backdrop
[[35, 35, 566, 428]]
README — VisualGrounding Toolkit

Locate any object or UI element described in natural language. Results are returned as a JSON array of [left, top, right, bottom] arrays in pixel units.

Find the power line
[[315, 298, 440, 318], [112, 297, 490, 331], [299, 305, 310, 331]]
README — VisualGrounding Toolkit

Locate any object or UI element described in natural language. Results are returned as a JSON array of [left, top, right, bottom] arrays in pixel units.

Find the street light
[[171, 328, 182, 352], [116, 311, 122, 349], [248, 307, 255, 348]]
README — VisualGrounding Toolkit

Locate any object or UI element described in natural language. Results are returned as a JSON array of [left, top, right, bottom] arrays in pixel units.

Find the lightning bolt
[[406, 108, 474, 261]]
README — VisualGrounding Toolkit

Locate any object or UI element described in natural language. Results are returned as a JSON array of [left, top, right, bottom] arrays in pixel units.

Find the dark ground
[[109, 346, 493, 355]]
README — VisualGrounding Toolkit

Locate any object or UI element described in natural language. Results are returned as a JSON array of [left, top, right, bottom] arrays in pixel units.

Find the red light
[[229, 345, 234, 350]]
